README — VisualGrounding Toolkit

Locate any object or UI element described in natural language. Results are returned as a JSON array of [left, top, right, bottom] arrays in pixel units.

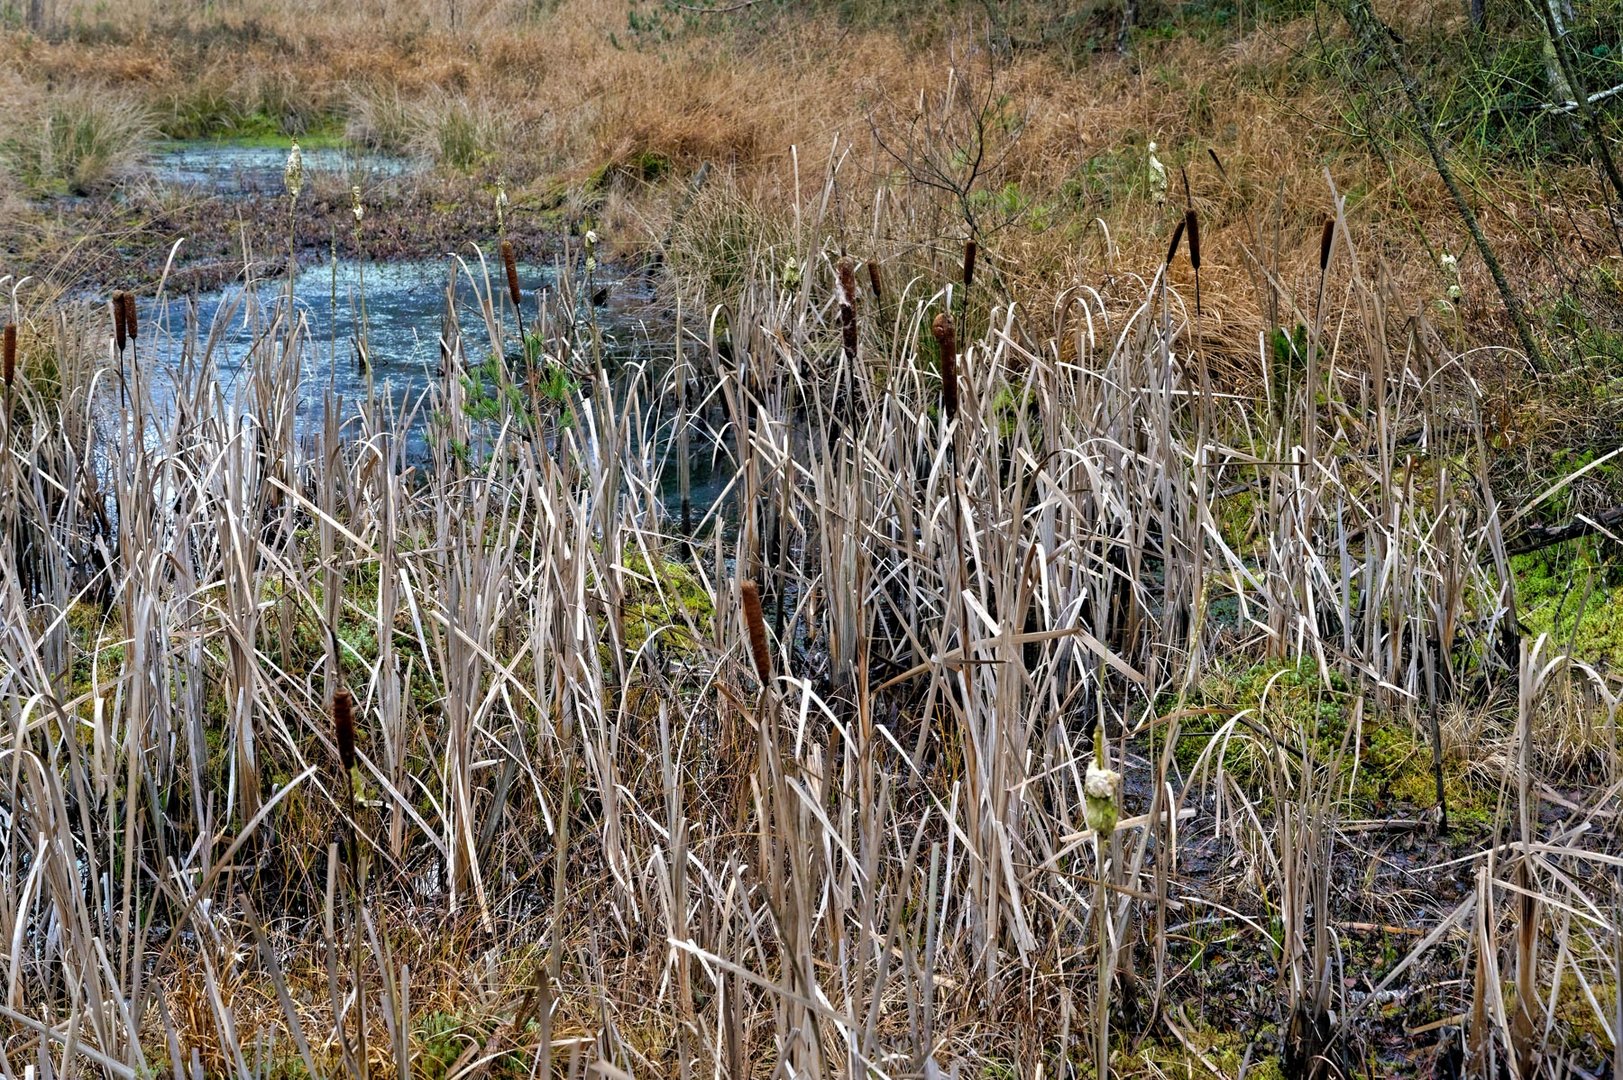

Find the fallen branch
[[1543, 79, 1623, 114], [1505, 505, 1623, 556]]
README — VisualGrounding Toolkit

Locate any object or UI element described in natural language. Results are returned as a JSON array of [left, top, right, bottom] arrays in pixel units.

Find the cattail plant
[[836, 258, 858, 362], [502, 240, 522, 310], [333, 687, 357, 775], [351, 186, 371, 376], [1084, 725, 1124, 1080], [1185, 207, 1202, 314], [962, 238, 977, 291], [330, 685, 369, 1078], [4, 322, 16, 389], [1319, 215, 1336, 274], [112, 292, 129, 354], [931, 312, 958, 425], [740, 579, 772, 687], [867, 259, 883, 305], [1165, 218, 1186, 266], [284, 142, 304, 281], [284, 141, 304, 203]]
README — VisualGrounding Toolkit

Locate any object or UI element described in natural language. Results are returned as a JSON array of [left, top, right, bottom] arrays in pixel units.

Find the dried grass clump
[[411, 91, 514, 171], [344, 85, 416, 152], [3, 86, 155, 196]]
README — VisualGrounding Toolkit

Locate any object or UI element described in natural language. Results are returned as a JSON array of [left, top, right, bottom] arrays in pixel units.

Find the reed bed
[[0, 159, 1618, 1080]]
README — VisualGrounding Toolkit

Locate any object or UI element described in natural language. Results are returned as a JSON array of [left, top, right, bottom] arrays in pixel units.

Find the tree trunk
[[1339, 0, 1548, 369]]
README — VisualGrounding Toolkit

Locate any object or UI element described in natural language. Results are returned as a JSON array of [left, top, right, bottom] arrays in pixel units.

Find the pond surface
[[151, 141, 416, 194], [127, 142, 732, 531], [132, 257, 733, 528]]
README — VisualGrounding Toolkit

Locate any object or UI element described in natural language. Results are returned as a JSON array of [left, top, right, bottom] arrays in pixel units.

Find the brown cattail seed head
[[931, 312, 958, 424], [332, 689, 357, 773], [501, 239, 521, 309], [962, 238, 977, 291], [836, 258, 857, 309], [1185, 209, 1201, 270], [867, 260, 883, 304], [837, 259, 858, 361], [1165, 219, 1186, 266], [1319, 217, 1335, 273], [112, 293, 129, 353], [3, 324, 15, 388], [739, 580, 772, 685], [124, 293, 138, 343]]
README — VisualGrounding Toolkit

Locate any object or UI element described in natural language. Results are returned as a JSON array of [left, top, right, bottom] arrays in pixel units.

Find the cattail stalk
[[502, 238, 527, 349], [740, 580, 772, 686], [331, 684, 367, 1078], [931, 312, 958, 425]]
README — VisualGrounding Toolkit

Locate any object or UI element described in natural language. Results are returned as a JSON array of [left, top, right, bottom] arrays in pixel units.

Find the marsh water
[[151, 141, 415, 194], [128, 142, 735, 529]]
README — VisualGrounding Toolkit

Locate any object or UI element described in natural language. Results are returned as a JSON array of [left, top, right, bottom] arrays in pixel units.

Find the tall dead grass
[[1, 139, 1618, 1074]]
